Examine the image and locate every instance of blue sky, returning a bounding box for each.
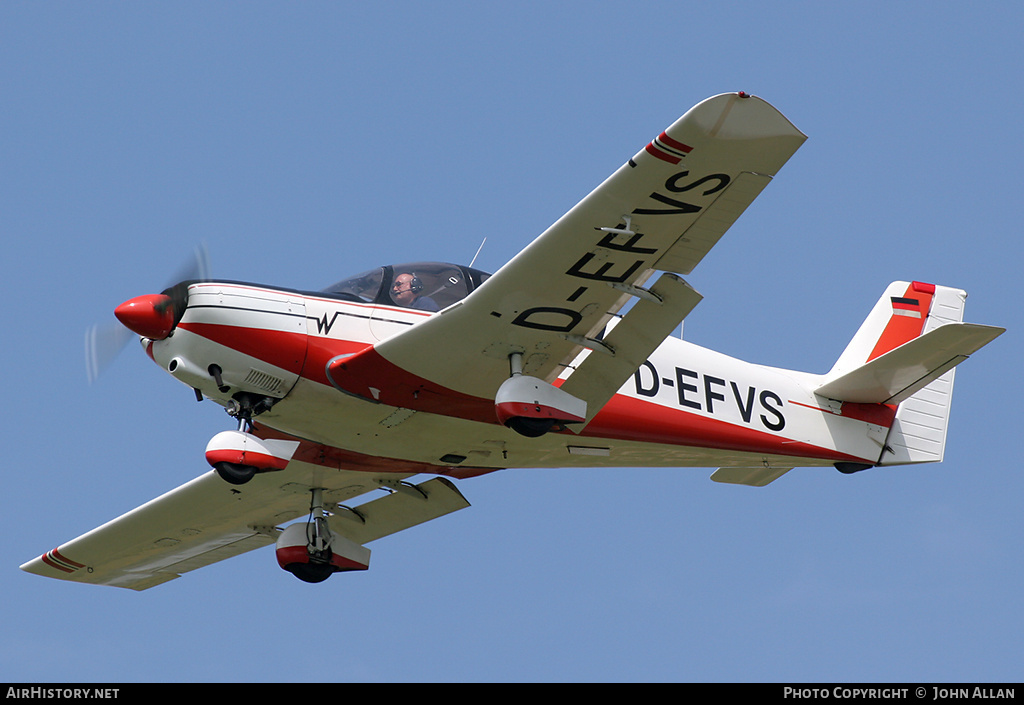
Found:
[2,2,1021,683]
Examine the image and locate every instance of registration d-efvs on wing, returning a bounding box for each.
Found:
[327,92,807,427]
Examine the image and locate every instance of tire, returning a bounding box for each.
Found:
[214,462,258,485]
[506,416,555,438]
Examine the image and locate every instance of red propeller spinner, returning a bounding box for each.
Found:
[114,294,176,340]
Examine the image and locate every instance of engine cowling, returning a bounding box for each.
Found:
[275,523,371,583]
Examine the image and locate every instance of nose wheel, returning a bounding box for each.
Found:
[205,393,298,485]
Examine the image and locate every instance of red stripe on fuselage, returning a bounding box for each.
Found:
[788,400,897,427]
[178,322,307,374]
[188,297,878,465]
[325,346,496,422]
[320,346,876,463]
[254,426,501,479]
[582,394,876,463]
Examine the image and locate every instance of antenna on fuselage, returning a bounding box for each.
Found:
[468,238,487,269]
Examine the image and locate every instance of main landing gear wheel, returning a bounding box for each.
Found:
[505,416,555,438]
[283,560,336,584]
[214,461,258,485]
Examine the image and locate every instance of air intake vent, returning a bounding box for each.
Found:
[244,368,287,395]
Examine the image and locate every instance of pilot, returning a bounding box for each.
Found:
[390,272,439,311]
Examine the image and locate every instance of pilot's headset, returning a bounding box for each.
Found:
[408,274,423,294]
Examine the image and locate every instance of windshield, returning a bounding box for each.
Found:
[322,261,490,311]
[322,267,385,303]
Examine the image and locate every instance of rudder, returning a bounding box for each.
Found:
[876,283,967,465]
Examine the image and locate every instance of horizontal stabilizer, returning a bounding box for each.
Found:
[710,465,793,487]
[815,322,1004,404]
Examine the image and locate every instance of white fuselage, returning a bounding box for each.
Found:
[148,281,889,477]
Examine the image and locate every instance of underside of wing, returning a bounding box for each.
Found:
[22,470,302,590]
[20,458,468,590]
[327,93,806,422]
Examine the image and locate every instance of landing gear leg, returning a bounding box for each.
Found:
[306,489,333,558]
[276,488,372,583]
[213,397,259,484]
[226,393,274,433]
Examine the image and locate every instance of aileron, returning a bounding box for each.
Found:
[654,171,773,275]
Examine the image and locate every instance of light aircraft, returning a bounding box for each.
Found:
[22,93,1004,589]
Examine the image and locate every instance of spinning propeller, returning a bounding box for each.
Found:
[85,244,211,383]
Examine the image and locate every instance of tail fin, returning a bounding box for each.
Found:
[817,281,1003,465]
[828,281,938,377]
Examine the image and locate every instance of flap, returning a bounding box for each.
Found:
[710,466,794,487]
[328,477,470,545]
[560,273,703,427]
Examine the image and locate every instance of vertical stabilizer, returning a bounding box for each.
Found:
[828,281,937,378]
[817,282,1001,467]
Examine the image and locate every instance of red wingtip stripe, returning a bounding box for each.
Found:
[645,142,681,164]
[42,548,84,573]
[42,557,74,573]
[657,131,693,153]
[52,548,85,568]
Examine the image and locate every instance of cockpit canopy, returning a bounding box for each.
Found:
[322,262,491,312]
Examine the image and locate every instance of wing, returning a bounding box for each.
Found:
[327,93,806,422]
[20,460,469,590]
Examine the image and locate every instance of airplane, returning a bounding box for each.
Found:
[21,92,1004,590]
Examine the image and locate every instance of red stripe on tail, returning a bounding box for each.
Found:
[866,281,934,361]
